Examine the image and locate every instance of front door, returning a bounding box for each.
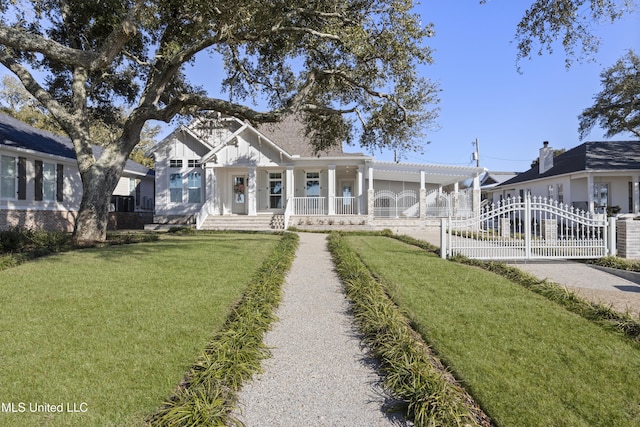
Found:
[232,175,246,214]
[339,180,355,215]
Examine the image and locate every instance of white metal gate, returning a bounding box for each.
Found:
[374,190,419,218]
[443,196,616,260]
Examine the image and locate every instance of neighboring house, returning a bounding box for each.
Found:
[151,114,486,229]
[494,141,640,215]
[480,171,520,202]
[0,113,154,231]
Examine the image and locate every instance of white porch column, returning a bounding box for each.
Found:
[357,166,364,215]
[472,174,481,216]
[453,181,460,216]
[328,164,336,215]
[419,170,426,219]
[207,165,219,215]
[368,165,374,220]
[633,174,640,214]
[248,166,257,216]
[587,175,595,213]
[286,166,294,213]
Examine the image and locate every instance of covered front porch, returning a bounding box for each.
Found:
[196,160,485,230]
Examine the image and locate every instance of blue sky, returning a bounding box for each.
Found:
[2,3,637,173]
[392,1,640,172]
[180,2,639,173]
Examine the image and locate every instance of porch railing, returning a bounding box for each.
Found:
[292,196,326,215]
[195,201,213,230]
[334,197,358,215]
[289,196,360,215]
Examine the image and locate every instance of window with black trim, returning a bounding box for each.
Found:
[1,155,16,199]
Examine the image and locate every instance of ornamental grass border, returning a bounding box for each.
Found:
[145,232,298,426]
[328,232,488,427]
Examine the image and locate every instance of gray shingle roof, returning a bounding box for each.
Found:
[0,112,154,177]
[0,112,76,158]
[255,115,364,158]
[499,140,640,187]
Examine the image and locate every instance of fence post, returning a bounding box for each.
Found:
[524,195,531,259]
[608,217,617,257]
[440,218,447,259]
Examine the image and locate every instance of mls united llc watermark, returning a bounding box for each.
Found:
[1,402,88,414]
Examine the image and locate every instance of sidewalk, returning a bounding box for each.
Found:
[234,233,405,427]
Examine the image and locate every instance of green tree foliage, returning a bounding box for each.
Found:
[0,75,158,167]
[0,0,437,242]
[512,0,636,68]
[0,75,62,133]
[579,50,640,139]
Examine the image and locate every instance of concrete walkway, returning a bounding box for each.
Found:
[234,233,405,427]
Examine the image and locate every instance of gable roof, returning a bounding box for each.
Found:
[255,115,364,158]
[0,112,154,177]
[499,140,640,187]
[481,171,520,188]
[166,113,367,161]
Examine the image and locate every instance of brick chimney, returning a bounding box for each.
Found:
[539,141,554,174]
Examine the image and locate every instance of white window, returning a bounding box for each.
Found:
[269,172,282,209]
[169,173,182,203]
[170,159,182,168]
[547,184,554,200]
[593,183,609,211]
[128,177,136,195]
[187,171,201,203]
[0,155,16,199]
[306,172,320,197]
[557,184,564,204]
[42,162,57,201]
[188,159,201,168]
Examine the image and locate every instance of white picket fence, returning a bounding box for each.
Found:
[442,195,616,260]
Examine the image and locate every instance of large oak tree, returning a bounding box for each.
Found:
[0,0,437,242]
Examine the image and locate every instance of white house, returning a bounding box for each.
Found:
[494,141,640,216]
[480,171,521,202]
[0,113,155,231]
[151,114,486,230]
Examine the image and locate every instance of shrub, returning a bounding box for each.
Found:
[0,227,71,254]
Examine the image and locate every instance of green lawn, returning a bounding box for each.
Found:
[0,233,280,427]
[346,235,640,427]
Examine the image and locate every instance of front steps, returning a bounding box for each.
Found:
[199,214,285,231]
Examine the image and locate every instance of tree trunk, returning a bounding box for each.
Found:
[72,153,127,244]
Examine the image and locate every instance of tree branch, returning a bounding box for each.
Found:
[91,0,145,70]
[0,26,94,66]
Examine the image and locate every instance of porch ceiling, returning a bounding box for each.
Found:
[370,161,485,185]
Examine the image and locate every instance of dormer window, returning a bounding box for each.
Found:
[170,159,182,168]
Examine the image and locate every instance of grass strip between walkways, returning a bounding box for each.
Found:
[390,233,640,342]
[343,233,640,427]
[328,232,487,427]
[146,232,298,426]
